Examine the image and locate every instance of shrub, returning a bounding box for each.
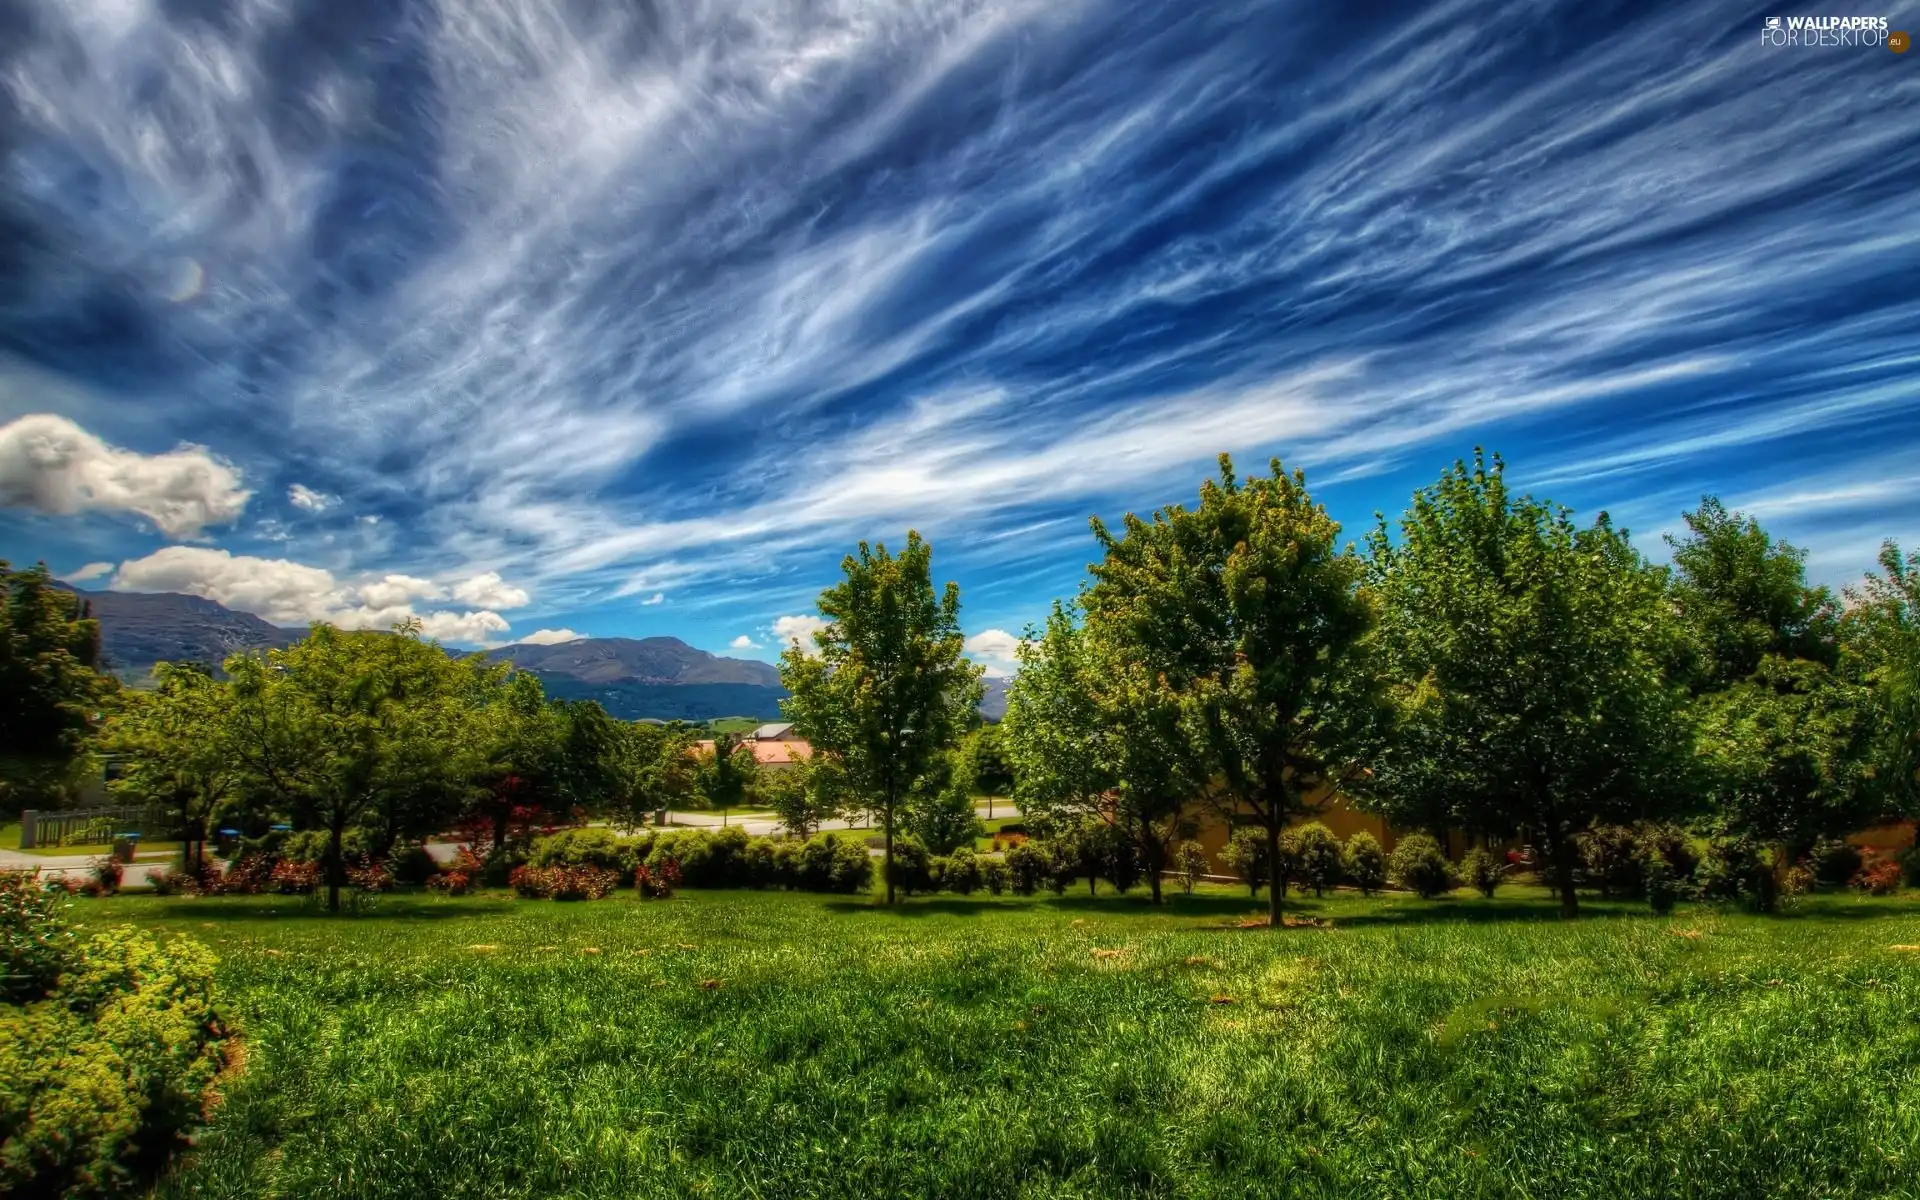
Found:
[905,784,985,855]
[477,849,526,890]
[509,865,622,901]
[1388,834,1455,899]
[90,856,123,895]
[1459,847,1502,898]
[529,828,643,875]
[793,833,873,894]
[1004,843,1051,896]
[1696,836,1779,913]
[2,872,72,1004]
[387,845,440,887]
[1636,824,1698,881]
[1903,842,1920,889]
[636,859,681,899]
[508,864,549,899]
[147,869,200,898]
[648,827,754,889]
[1577,825,1642,897]
[280,828,375,866]
[943,849,984,896]
[346,859,392,894]
[428,871,471,896]
[983,859,1010,896]
[2,888,226,1198]
[209,855,275,896]
[1852,850,1902,896]
[885,837,936,896]
[1221,827,1269,897]
[1781,863,1816,899]
[1342,833,1387,896]
[1810,837,1864,889]
[268,861,319,895]
[1172,840,1209,896]
[1643,855,1680,915]
[1283,824,1342,897]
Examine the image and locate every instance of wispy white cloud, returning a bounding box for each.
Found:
[61,561,114,584]
[287,484,337,513]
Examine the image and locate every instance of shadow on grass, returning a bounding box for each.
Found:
[97,896,511,923]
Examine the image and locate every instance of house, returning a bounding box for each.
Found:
[690,722,812,770]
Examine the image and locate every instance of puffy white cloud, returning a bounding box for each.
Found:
[640,592,665,606]
[287,483,338,512]
[773,614,829,652]
[0,413,249,538]
[517,628,585,645]
[109,547,513,645]
[964,628,1024,678]
[451,571,531,609]
[729,635,761,650]
[356,574,444,610]
[61,561,114,584]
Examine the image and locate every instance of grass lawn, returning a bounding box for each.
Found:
[87,885,1920,1199]
[706,717,764,735]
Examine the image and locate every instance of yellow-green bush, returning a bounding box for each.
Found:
[1,876,226,1198]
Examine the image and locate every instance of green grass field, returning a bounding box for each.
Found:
[86,886,1920,1199]
[705,716,764,735]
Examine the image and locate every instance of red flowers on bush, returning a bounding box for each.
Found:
[506,864,622,901]
[1851,851,1903,896]
[636,858,681,899]
[269,860,320,895]
[346,858,393,894]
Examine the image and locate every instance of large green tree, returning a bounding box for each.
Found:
[1083,456,1374,926]
[1670,499,1877,850]
[104,662,239,871]
[226,622,482,910]
[695,731,760,822]
[780,532,984,903]
[1,562,113,811]
[1842,541,1920,816]
[1364,452,1692,917]
[1003,601,1198,903]
[606,720,699,829]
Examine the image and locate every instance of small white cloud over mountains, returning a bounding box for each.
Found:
[452,571,531,609]
[773,614,828,650]
[964,628,1023,678]
[0,414,248,538]
[517,628,585,646]
[730,634,761,650]
[61,561,114,584]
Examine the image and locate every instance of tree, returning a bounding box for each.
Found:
[1668,497,1838,689]
[760,751,847,839]
[104,663,238,872]
[606,720,699,828]
[1,562,113,811]
[1842,541,1920,816]
[1363,452,1693,917]
[902,754,984,854]
[1003,601,1199,903]
[1083,456,1375,925]
[780,532,984,904]
[1672,500,1876,854]
[225,622,481,911]
[695,732,759,820]
[959,724,1016,815]
[466,668,572,858]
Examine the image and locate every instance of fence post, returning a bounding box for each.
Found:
[20,810,36,850]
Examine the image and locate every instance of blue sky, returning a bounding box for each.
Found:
[2,0,1916,675]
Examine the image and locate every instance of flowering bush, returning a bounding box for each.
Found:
[346,858,393,894]
[636,859,681,899]
[1851,851,1903,896]
[425,870,471,897]
[148,868,201,897]
[268,861,320,895]
[508,864,622,901]
[90,856,124,895]
[209,855,276,896]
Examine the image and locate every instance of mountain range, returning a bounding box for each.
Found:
[70,588,1008,721]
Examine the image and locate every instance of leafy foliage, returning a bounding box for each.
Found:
[1387,833,1455,899]
[1459,847,1503,898]
[780,532,983,902]
[1342,832,1388,896]
[0,562,113,812]
[1221,826,1269,897]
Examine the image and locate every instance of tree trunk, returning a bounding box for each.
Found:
[1266,819,1284,927]
[1546,827,1579,919]
[1143,833,1166,905]
[491,803,510,859]
[1148,870,1162,904]
[882,804,895,905]
[327,818,344,913]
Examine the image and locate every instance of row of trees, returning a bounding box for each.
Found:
[1004,452,1920,921]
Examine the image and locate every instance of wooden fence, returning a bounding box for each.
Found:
[18,806,151,850]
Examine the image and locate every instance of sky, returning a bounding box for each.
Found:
[1,0,1917,677]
